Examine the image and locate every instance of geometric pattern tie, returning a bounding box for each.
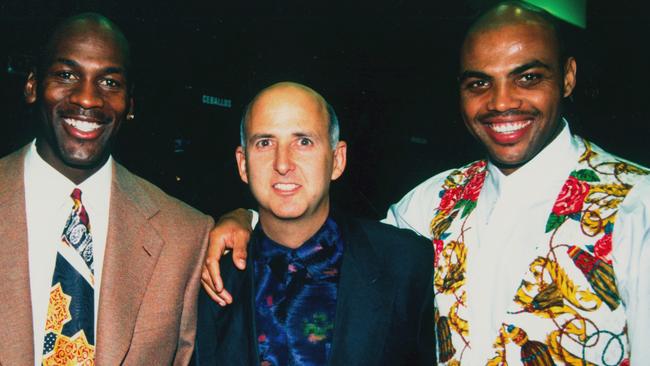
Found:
[42,188,95,366]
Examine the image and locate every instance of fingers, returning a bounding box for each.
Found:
[205,230,227,292]
[200,277,233,307]
[203,255,223,292]
[231,231,250,270]
[202,208,253,305]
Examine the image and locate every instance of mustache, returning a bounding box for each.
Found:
[477,109,541,123]
[57,108,110,123]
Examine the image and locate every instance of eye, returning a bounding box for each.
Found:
[255,139,272,148]
[517,73,543,86]
[298,137,313,146]
[463,79,490,92]
[99,78,122,88]
[55,71,76,80]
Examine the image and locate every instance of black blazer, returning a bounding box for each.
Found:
[193,216,435,365]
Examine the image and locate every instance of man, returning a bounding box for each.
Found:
[203,2,650,365]
[0,13,213,364]
[194,82,434,365]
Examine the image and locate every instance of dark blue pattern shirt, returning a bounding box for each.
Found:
[253,217,344,366]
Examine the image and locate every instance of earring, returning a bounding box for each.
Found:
[126,114,135,120]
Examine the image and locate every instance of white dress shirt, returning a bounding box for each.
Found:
[24,141,112,365]
[384,123,650,363]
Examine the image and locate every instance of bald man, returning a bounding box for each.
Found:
[386,2,650,365]
[193,82,434,366]
[0,13,212,365]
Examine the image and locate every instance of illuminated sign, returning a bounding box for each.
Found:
[202,94,232,108]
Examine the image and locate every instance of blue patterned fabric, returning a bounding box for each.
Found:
[42,188,95,364]
[253,217,344,366]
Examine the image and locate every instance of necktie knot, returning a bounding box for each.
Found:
[62,188,93,272]
[70,188,82,202]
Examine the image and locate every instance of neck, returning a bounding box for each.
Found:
[259,204,330,249]
[35,138,106,185]
[494,161,523,176]
[493,118,565,176]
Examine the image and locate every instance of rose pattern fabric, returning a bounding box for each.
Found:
[594,233,613,263]
[438,187,462,213]
[461,171,486,202]
[432,138,649,365]
[551,176,590,216]
[433,239,444,267]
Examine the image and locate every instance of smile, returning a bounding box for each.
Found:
[63,118,102,133]
[488,120,532,134]
[273,183,300,191]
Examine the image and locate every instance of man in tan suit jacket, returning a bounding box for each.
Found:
[0,13,212,365]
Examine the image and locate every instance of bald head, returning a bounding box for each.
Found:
[464,2,567,69]
[457,0,577,174]
[240,82,339,148]
[38,13,132,86]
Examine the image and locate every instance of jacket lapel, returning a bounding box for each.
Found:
[246,237,261,365]
[329,218,395,365]
[0,148,35,365]
[96,163,164,364]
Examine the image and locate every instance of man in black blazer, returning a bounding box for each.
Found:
[194,82,434,365]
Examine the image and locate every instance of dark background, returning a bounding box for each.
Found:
[1,0,649,220]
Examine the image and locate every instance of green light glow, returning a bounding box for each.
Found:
[524,0,586,28]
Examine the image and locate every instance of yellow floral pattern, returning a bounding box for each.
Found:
[432,139,648,365]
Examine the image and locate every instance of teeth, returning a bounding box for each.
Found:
[274,183,299,191]
[489,120,532,133]
[63,118,101,132]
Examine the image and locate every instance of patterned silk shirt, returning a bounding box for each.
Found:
[252,217,344,366]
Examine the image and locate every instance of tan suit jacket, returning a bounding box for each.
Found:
[0,146,213,365]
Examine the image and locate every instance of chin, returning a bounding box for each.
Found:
[263,204,308,220]
[61,153,106,169]
[271,211,307,221]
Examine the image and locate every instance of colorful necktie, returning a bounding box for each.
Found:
[42,188,95,365]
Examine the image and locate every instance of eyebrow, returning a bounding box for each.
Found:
[458,60,553,83]
[52,58,126,75]
[53,58,79,68]
[249,133,274,142]
[509,60,551,76]
[458,70,491,83]
[248,132,315,142]
[292,132,313,139]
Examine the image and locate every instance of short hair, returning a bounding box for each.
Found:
[35,12,133,91]
[239,93,341,149]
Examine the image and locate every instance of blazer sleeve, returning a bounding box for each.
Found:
[173,215,214,365]
[416,261,436,364]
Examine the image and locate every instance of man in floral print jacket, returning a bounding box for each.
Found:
[201,2,650,365]
[383,2,650,365]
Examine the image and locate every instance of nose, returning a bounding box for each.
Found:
[69,80,104,109]
[487,81,522,112]
[274,145,295,175]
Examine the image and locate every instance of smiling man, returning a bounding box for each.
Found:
[386,2,650,364]
[0,13,212,365]
[194,82,434,365]
[202,2,650,365]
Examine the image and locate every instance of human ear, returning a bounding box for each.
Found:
[330,141,347,181]
[24,72,38,104]
[562,57,577,98]
[235,146,249,184]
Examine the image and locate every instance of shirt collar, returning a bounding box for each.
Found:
[253,217,344,281]
[484,120,579,200]
[25,139,113,211]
